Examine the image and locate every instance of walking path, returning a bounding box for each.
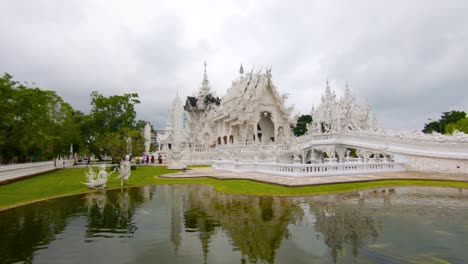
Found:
[160,167,468,187]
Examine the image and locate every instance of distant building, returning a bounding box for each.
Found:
[158,92,188,151]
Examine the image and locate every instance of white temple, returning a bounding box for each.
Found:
[155,62,468,175]
[184,63,294,147]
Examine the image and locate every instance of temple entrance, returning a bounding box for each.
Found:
[257,112,274,143]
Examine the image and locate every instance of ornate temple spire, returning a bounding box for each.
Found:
[344,82,351,97]
[324,80,332,98]
[199,61,211,98]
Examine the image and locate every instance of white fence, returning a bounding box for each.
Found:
[214,160,406,177]
[0,161,56,183]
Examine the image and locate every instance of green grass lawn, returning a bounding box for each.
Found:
[1,166,467,210]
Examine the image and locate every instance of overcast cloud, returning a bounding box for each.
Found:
[1,0,467,130]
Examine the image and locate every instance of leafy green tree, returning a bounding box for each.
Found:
[445,118,468,134]
[423,110,466,134]
[0,73,80,163]
[82,91,143,162]
[293,115,312,136]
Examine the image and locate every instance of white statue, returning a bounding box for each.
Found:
[84,165,116,189]
[85,166,96,182]
[118,155,132,187]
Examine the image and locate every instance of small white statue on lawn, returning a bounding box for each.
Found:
[84,165,115,189]
[118,155,132,186]
[85,166,96,182]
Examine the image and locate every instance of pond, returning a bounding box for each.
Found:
[0,185,467,263]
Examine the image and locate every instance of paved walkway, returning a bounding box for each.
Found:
[160,167,468,187]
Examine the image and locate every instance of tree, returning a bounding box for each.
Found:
[82,91,142,162]
[293,115,312,136]
[445,118,468,134]
[423,110,466,134]
[422,121,441,134]
[0,73,80,163]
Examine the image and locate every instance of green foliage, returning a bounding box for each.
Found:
[423,110,466,134]
[0,73,80,163]
[80,91,143,162]
[293,115,313,136]
[0,73,150,164]
[445,118,468,134]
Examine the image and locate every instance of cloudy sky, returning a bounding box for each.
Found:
[1,0,467,130]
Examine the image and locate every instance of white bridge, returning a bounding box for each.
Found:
[296,131,468,174]
[190,130,468,177]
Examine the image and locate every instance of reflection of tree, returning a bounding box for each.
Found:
[310,202,379,263]
[84,188,147,238]
[180,185,304,263]
[0,196,83,263]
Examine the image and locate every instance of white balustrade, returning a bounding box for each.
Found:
[214,160,405,177]
[0,161,56,183]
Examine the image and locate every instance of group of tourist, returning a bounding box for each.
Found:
[133,153,164,165]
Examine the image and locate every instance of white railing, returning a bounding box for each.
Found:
[0,161,56,183]
[214,160,405,177]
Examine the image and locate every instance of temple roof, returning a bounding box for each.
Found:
[211,68,293,125]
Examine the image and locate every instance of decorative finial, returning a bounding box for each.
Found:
[202,61,209,85]
[344,81,351,97]
[325,79,332,98]
[239,64,244,75]
[199,61,211,96]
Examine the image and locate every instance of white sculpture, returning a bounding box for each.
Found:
[83,165,115,189]
[167,148,187,169]
[117,155,132,186]
[85,166,96,182]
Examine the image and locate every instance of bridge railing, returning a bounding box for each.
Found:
[214,160,405,177]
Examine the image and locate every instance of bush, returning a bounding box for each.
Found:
[130,165,137,170]
[111,164,120,171]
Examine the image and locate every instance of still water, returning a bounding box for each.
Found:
[0,185,467,264]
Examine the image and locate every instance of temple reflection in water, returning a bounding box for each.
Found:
[1,185,467,263]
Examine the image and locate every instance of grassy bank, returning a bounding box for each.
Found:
[1,166,467,210]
